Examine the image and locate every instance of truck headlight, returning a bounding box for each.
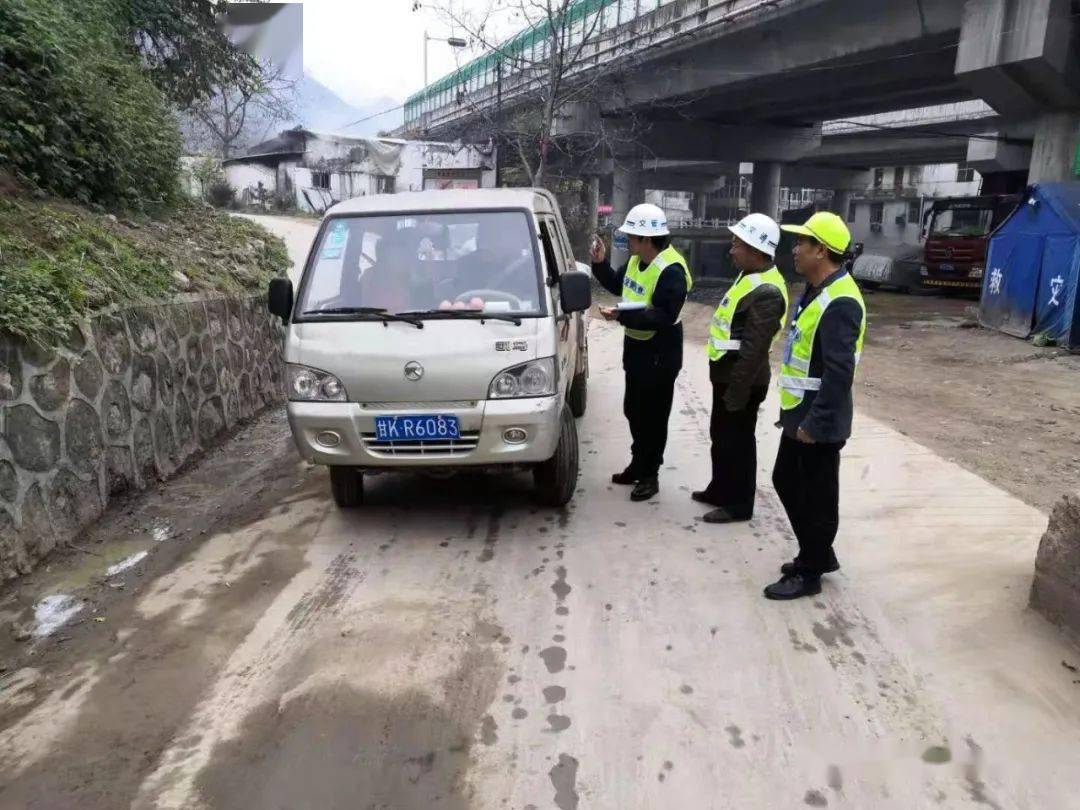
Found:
[489,357,556,399]
[288,364,347,402]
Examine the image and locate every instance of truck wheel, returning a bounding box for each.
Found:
[329,466,364,508]
[534,408,579,507]
[568,368,587,418]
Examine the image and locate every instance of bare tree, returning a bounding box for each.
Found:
[422,0,618,187]
[185,61,297,159]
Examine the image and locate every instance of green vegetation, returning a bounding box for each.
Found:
[0,0,282,349]
[0,0,184,207]
[0,186,290,348]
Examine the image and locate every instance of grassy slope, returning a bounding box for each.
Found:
[0,181,289,348]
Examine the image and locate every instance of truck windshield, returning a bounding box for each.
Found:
[297,210,545,318]
[929,207,994,238]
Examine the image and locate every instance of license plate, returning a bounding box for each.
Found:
[939,263,955,272]
[374,415,460,442]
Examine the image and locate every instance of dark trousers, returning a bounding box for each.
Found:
[772,433,845,576]
[705,382,768,516]
[623,366,679,478]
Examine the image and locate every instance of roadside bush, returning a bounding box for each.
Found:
[0,0,182,208]
[208,178,236,208]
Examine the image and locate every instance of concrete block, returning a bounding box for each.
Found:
[1030,493,1080,636]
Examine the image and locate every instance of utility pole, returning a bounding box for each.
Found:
[495,60,503,187]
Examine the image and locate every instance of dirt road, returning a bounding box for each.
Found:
[1,219,1079,810]
[682,289,1080,514]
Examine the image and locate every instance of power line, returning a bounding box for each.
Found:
[341,102,407,130]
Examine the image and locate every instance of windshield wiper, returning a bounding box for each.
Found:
[396,308,523,326]
[302,306,423,329]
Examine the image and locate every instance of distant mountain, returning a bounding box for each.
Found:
[292,75,401,136]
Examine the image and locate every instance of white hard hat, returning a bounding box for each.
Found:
[618,203,669,237]
[731,213,780,258]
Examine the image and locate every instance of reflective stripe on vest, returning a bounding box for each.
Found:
[621,245,694,341]
[706,266,789,361]
[778,273,866,410]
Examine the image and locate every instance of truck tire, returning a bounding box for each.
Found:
[534,408,579,507]
[568,368,587,418]
[329,466,364,508]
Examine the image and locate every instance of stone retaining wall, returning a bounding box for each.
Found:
[1030,493,1080,638]
[0,296,284,579]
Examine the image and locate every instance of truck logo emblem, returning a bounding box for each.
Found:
[404,361,424,381]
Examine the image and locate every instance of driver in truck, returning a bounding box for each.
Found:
[454,216,534,306]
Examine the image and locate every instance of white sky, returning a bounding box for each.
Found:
[298,0,520,119]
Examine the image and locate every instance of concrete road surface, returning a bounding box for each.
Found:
[1,216,1078,810]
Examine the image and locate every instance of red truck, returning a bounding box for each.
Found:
[921,194,1021,292]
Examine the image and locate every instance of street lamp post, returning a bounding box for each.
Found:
[424,31,468,87]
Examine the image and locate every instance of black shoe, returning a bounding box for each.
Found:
[691,489,724,507]
[612,467,639,486]
[630,477,659,501]
[702,507,752,524]
[780,558,840,576]
[763,573,822,600]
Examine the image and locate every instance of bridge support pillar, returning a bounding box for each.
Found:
[831,188,852,219]
[750,162,781,221]
[694,186,709,221]
[956,0,1080,183]
[1030,112,1080,183]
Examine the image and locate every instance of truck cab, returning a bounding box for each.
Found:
[267,188,592,508]
[921,194,1021,292]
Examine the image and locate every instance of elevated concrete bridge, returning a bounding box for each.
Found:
[402,0,1080,253]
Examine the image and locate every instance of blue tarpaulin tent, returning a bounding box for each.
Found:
[980,182,1080,349]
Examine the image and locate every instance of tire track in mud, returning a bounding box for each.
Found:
[132,538,369,809]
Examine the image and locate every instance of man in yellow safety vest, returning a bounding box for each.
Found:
[692,213,789,524]
[592,203,693,502]
[764,212,866,601]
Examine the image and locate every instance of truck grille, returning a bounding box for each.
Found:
[361,431,480,457]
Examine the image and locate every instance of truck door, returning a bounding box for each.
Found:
[537,217,576,390]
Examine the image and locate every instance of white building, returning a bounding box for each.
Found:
[645,189,694,226]
[845,163,983,253]
[221,128,497,213]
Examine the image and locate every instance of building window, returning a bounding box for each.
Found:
[870,202,884,224]
[311,171,330,190]
[375,175,395,194]
[907,200,921,224]
[873,168,884,189]
[847,200,857,223]
[956,164,976,182]
[894,166,905,188]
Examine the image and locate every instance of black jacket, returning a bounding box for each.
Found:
[709,275,787,411]
[778,270,863,444]
[592,257,689,373]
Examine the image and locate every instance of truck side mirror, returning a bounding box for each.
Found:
[268,278,294,322]
[558,271,592,313]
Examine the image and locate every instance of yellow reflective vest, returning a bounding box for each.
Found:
[621,245,693,341]
[778,272,866,410]
[706,266,789,361]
